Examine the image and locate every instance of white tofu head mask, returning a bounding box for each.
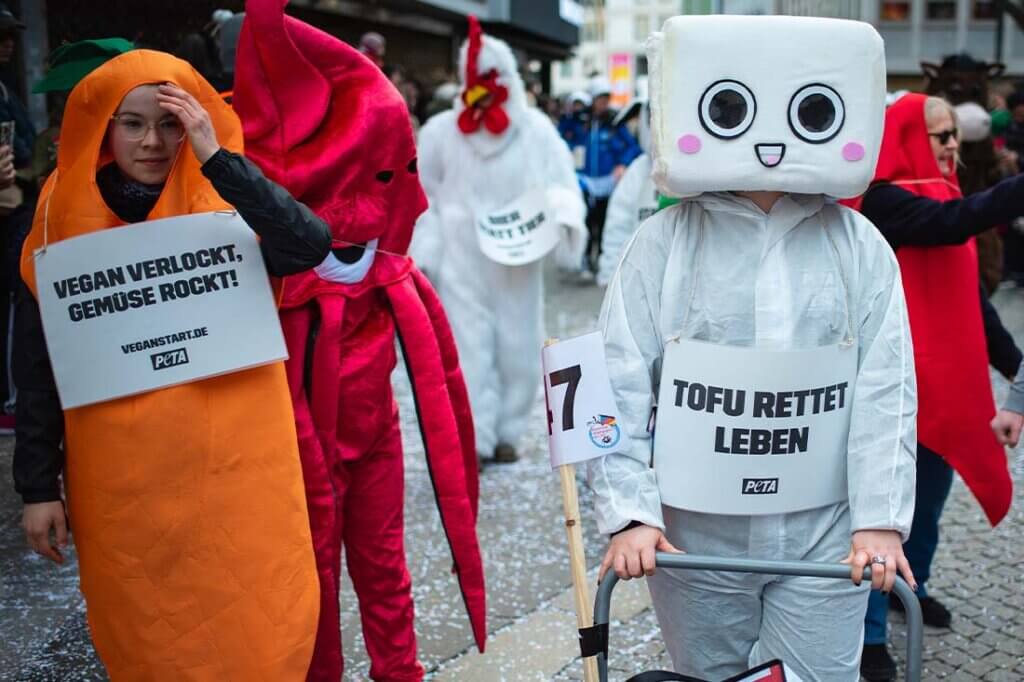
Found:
[649,16,886,198]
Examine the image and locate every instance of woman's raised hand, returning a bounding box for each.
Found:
[156,83,221,164]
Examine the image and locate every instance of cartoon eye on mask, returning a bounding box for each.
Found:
[407,158,418,174]
[699,80,756,139]
[789,84,845,143]
[376,170,394,183]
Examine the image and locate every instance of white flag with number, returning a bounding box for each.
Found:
[542,332,623,468]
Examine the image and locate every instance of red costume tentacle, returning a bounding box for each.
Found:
[409,266,479,519]
[386,276,487,652]
[280,303,345,680]
[281,304,313,405]
[309,295,347,453]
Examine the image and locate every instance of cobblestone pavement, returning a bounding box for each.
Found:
[3,269,1024,681]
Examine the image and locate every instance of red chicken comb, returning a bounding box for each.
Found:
[465,15,483,87]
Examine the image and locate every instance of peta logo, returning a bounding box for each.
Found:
[741,478,779,495]
[151,348,189,371]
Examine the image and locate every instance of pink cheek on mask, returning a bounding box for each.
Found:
[677,134,702,155]
[842,142,865,162]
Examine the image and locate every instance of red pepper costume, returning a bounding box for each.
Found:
[234,2,486,679]
[851,93,1011,525]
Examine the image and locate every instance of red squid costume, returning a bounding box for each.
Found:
[234,2,486,679]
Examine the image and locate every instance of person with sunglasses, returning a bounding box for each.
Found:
[13,49,331,678]
[851,93,1024,681]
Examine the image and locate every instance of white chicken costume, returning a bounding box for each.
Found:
[412,18,586,460]
[588,16,917,680]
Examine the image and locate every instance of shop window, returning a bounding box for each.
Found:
[880,0,910,21]
[926,0,956,20]
[973,0,997,19]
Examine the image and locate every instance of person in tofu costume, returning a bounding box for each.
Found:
[590,16,917,681]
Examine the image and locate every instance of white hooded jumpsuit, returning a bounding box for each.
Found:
[598,104,659,287]
[412,36,586,457]
[597,154,658,287]
[589,192,917,680]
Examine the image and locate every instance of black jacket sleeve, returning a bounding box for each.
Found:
[981,284,1023,380]
[12,282,64,504]
[861,174,1024,250]
[200,149,331,277]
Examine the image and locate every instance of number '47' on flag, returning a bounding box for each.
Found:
[541,332,623,469]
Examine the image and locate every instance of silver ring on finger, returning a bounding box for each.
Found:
[871,554,886,565]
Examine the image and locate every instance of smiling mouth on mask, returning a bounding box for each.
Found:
[317,239,379,284]
[332,242,368,264]
[755,144,786,168]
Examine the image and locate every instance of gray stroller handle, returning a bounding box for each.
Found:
[593,553,922,682]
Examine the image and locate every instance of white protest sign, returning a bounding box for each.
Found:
[542,332,623,469]
[476,188,561,266]
[35,211,287,409]
[653,338,857,515]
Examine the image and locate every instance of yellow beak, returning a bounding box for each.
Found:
[464,84,490,107]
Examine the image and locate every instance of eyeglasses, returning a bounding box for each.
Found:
[928,128,959,145]
[110,114,185,143]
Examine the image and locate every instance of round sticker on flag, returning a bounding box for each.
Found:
[588,415,621,449]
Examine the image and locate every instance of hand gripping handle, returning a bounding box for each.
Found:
[593,553,922,682]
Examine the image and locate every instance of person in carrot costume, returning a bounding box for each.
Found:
[13,48,330,680]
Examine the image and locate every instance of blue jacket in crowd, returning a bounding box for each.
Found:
[559,111,640,185]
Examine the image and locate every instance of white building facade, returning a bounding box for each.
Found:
[552,0,1024,101]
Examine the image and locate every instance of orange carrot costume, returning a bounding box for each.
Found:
[20,50,319,680]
